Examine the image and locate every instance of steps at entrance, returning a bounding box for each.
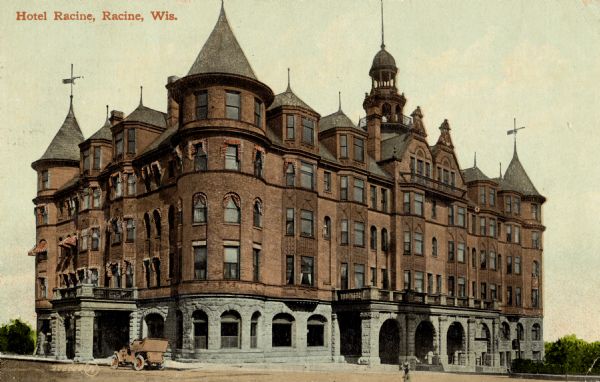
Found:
[415,363,444,372]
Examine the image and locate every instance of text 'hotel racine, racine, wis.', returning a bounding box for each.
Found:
[28,1,545,373]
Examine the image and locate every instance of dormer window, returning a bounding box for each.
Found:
[83,149,90,172]
[302,117,314,145]
[286,115,295,139]
[115,131,124,157]
[340,135,348,158]
[127,129,136,154]
[254,98,263,126]
[93,147,101,170]
[226,91,241,120]
[196,91,208,119]
[354,137,364,162]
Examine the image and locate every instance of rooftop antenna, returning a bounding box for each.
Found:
[380,0,385,49]
[507,117,525,155]
[62,63,83,108]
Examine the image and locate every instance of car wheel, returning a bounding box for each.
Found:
[110,355,119,369]
[133,354,145,371]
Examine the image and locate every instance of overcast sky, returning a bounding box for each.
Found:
[1,0,599,342]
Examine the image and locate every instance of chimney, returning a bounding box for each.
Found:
[167,76,180,128]
[110,110,124,126]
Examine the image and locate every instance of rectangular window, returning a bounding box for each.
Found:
[302,117,314,145]
[381,189,388,212]
[194,245,207,280]
[83,149,90,172]
[226,91,241,120]
[414,193,424,216]
[427,273,434,294]
[516,287,522,306]
[448,276,455,296]
[480,250,487,269]
[341,219,349,244]
[286,114,295,139]
[115,132,123,156]
[382,269,389,289]
[532,288,539,308]
[480,187,486,205]
[448,241,455,261]
[353,137,364,162]
[354,264,365,288]
[436,275,442,294]
[252,248,260,282]
[91,228,100,250]
[285,208,295,235]
[432,200,437,219]
[414,271,424,293]
[300,210,314,237]
[506,225,512,243]
[353,221,365,246]
[370,186,377,209]
[225,145,240,171]
[93,147,101,170]
[127,176,136,196]
[324,171,331,192]
[515,197,521,214]
[340,263,348,289]
[532,204,540,221]
[490,284,497,301]
[425,162,431,178]
[403,192,411,213]
[448,205,454,225]
[457,207,465,227]
[490,219,497,238]
[300,162,314,190]
[404,270,411,290]
[490,189,496,206]
[417,159,424,176]
[472,281,477,298]
[371,267,377,286]
[194,143,207,171]
[507,286,513,305]
[339,135,348,158]
[414,232,423,255]
[515,256,521,275]
[286,255,294,284]
[224,246,240,280]
[404,231,411,254]
[514,226,521,244]
[490,252,497,270]
[481,282,487,300]
[340,176,348,200]
[457,242,465,263]
[301,256,314,286]
[507,256,513,274]
[254,98,262,126]
[471,214,476,234]
[126,219,135,242]
[458,277,466,297]
[127,129,136,154]
[532,231,540,249]
[354,178,365,203]
[196,91,208,119]
[480,217,486,236]
[505,196,512,213]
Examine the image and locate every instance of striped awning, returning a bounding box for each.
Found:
[60,236,77,247]
[28,240,48,256]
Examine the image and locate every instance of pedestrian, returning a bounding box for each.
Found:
[401,362,411,381]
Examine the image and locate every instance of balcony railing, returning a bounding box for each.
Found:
[399,173,465,198]
[53,284,135,301]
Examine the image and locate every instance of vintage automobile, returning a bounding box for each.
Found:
[110,338,169,371]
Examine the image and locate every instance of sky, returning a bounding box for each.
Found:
[0,0,599,342]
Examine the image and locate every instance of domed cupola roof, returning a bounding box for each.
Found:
[369,47,397,79]
[188,2,257,80]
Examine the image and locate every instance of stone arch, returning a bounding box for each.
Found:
[144,313,165,338]
[191,309,209,349]
[415,320,436,363]
[307,314,327,347]
[250,311,261,348]
[272,312,295,348]
[220,310,242,349]
[447,321,466,365]
[379,318,400,364]
[501,321,511,340]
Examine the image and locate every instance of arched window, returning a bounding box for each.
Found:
[153,210,161,238]
[471,248,477,268]
[382,103,392,122]
[381,228,389,252]
[251,312,261,348]
[272,313,295,347]
[192,310,208,349]
[531,323,541,341]
[307,315,327,347]
[432,237,438,257]
[285,163,295,187]
[533,261,540,277]
[370,226,377,250]
[193,194,207,224]
[501,322,511,340]
[224,195,241,224]
[152,257,161,287]
[480,250,487,269]
[144,313,164,338]
[254,151,264,178]
[253,200,262,228]
[221,311,241,349]
[144,213,151,239]
[323,217,331,239]
[517,323,525,341]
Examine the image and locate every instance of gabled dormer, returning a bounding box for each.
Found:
[431,119,466,190]
[79,108,113,177]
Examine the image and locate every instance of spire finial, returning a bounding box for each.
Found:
[507,117,525,157]
[474,152,477,167]
[286,68,291,92]
[338,91,342,112]
[139,86,143,106]
[62,63,83,112]
[106,105,109,120]
[380,0,385,49]
[499,162,503,179]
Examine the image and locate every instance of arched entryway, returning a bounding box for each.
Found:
[144,313,164,338]
[379,319,400,364]
[478,323,491,366]
[446,322,465,365]
[415,320,435,363]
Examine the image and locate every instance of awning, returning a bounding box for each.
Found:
[63,236,77,247]
[28,241,48,256]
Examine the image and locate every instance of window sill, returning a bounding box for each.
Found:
[300,234,315,239]
[223,222,241,226]
[192,222,207,227]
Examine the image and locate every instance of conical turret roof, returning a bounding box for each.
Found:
[503,151,541,197]
[88,116,112,141]
[37,99,84,163]
[269,87,316,113]
[188,4,257,80]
